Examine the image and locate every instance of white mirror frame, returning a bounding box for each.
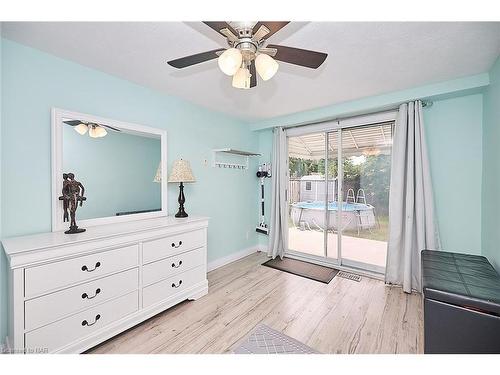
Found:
[51,108,168,232]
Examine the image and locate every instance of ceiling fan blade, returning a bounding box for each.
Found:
[249,60,257,88]
[252,24,270,42]
[219,27,239,43]
[63,120,83,126]
[167,49,225,69]
[101,124,121,132]
[258,47,277,57]
[252,22,290,40]
[266,44,327,69]
[203,22,238,39]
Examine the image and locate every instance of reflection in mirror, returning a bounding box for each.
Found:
[62,118,161,221]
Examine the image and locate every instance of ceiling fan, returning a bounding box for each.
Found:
[63,120,121,138]
[167,22,328,89]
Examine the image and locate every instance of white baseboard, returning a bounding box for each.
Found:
[207,245,264,272]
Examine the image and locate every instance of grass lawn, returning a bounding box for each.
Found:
[343,215,389,242]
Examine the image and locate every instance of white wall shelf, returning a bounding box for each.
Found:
[212,148,261,170]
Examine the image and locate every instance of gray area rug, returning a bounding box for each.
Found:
[233,324,319,354]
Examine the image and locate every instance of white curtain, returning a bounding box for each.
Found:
[268,127,288,259]
[385,101,440,293]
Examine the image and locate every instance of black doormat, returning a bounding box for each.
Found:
[262,257,339,284]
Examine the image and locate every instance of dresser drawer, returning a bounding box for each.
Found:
[25,268,139,331]
[25,244,139,298]
[25,291,138,353]
[143,265,206,308]
[143,247,205,286]
[142,229,205,264]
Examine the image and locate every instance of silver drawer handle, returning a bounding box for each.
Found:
[82,288,101,300]
[81,262,101,272]
[171,260,183,268]
[81,314,101,327]
[171,241,183,248]
[171,280,183,288]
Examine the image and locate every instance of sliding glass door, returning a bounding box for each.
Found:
[338,124,393,273]
[288,132,332,260]
[287,120,394,274]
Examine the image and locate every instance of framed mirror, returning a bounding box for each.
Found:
[51,108,167,232]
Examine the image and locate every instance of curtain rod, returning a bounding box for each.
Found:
[276,100,433,131]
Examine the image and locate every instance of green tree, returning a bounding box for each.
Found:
[359,154,391,214]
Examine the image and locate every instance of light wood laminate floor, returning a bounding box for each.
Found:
[89,252,423,354]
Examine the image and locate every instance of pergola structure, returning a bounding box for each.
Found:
[288,122,394,159]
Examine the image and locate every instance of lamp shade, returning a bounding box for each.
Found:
[255,53,279,81]
[232,66,251,89]
[218,48,242,76]
[88,126,99,138]
[88,125,107,138]
[74,123,88,135]
[95,126,107,138]
[168,159,196,183]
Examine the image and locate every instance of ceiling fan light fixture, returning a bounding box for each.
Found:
[255,53,279,81]
[88,125,107,138]
[232,66,251,89]
[363,147,381,156]
[95,126,107,138]
[74,123,88,135]
[88,125,98,138]
[218,48,242,76]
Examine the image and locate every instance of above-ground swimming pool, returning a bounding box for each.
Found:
[290,201,376,232]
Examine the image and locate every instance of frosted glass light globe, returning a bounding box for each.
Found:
[95,126,107,138]
[89,125,107,138]
[218,48,243,76]
[88,126,98,138]
[232,67,251,89]
[74,123,88,135]
[255,53,279,81]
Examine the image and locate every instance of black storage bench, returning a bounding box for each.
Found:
[421,250,500,353]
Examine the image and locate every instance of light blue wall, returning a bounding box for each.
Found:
[0,39,260,343]
[424,94,483,254]
[482,56,500,272]
[255,94,485,255]
[62,125,161,219]
[250,74,489,131]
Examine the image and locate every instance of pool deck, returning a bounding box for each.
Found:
[288,227,387,268]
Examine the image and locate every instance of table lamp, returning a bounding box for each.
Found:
[168,159,196,218]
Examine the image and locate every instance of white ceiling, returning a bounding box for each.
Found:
[2,22,500,121]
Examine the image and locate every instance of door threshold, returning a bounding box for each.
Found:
[284,251,385,281]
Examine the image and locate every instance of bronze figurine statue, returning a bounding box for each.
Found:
[59,172,87,234]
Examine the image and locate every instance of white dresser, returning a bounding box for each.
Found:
[2,216,209,354]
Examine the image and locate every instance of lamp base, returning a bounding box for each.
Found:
[175,182,188,218]
[175,210,188,218]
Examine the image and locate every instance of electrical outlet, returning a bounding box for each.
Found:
[203,159,208,167]
[246,230,250,240]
